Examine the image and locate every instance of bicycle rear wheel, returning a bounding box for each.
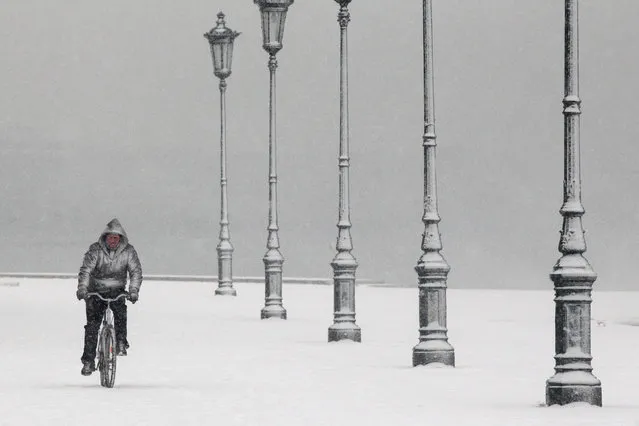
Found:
[99,326,117,388]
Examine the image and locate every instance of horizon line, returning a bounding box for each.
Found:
[0,272,385,286]
[0,272,634,292]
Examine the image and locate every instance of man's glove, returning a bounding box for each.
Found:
[128,290,139,304]
[76,287,88,301]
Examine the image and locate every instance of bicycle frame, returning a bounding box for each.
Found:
[85,291,129,388]
[87,291,129,327]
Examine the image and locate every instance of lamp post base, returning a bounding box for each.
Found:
[261,304,287,319]
[215,286,237,296]
[546,378,602,406]
[328,323,361,343]
[261,248,286,320]
[412,341,455,367]
[216,242,235,296]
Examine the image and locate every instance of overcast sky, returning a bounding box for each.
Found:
[1,0,638,290]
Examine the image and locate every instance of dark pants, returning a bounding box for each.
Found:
[81,289,129,364]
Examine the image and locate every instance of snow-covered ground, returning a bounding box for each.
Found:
[1,278,639,425]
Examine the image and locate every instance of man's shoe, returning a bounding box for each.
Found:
[81,361,95,376]
[116,341,127,356]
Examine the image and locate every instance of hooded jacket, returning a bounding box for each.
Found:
[77,218,143,294]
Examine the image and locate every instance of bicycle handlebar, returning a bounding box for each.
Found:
[85,292,130,302]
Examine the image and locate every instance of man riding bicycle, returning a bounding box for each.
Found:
[76,218,143,376]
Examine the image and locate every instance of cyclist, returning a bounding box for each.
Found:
[76,218,143,376]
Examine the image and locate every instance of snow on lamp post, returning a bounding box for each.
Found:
[412,0,455,367]
[204,12,240,297]
[545,0,602,406]
[254,0,294,319]
[327,0,361,343]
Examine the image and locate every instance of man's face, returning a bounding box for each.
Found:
[106,233,121,250]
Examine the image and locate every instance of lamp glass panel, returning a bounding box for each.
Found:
[225,42,234,72]
[277,11,288,44]
[212,43,223,72]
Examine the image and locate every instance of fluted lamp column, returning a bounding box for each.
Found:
[254,0,294,319]
[328,0,360,343]
[412,0,455,367]
[204,12,240,297]
[545,0,602,406]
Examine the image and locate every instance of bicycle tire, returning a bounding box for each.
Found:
[100,326,118,388]
[98,327,107,387]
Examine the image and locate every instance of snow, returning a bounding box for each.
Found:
[547,371,602,386]
[1,279,639,426]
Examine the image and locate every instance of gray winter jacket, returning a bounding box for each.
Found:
[77,218,143,294]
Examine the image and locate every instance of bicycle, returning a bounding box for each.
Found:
[85,291,130,388]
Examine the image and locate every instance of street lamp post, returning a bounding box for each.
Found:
[327,0,360,343]
[204,12,240,297]
[545,0,602,406]
[254,0,294,319]
[412,0,455,367]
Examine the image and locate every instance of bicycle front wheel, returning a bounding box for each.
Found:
[99,326,117,388]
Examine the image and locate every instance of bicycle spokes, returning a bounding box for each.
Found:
[98,325,118,388]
